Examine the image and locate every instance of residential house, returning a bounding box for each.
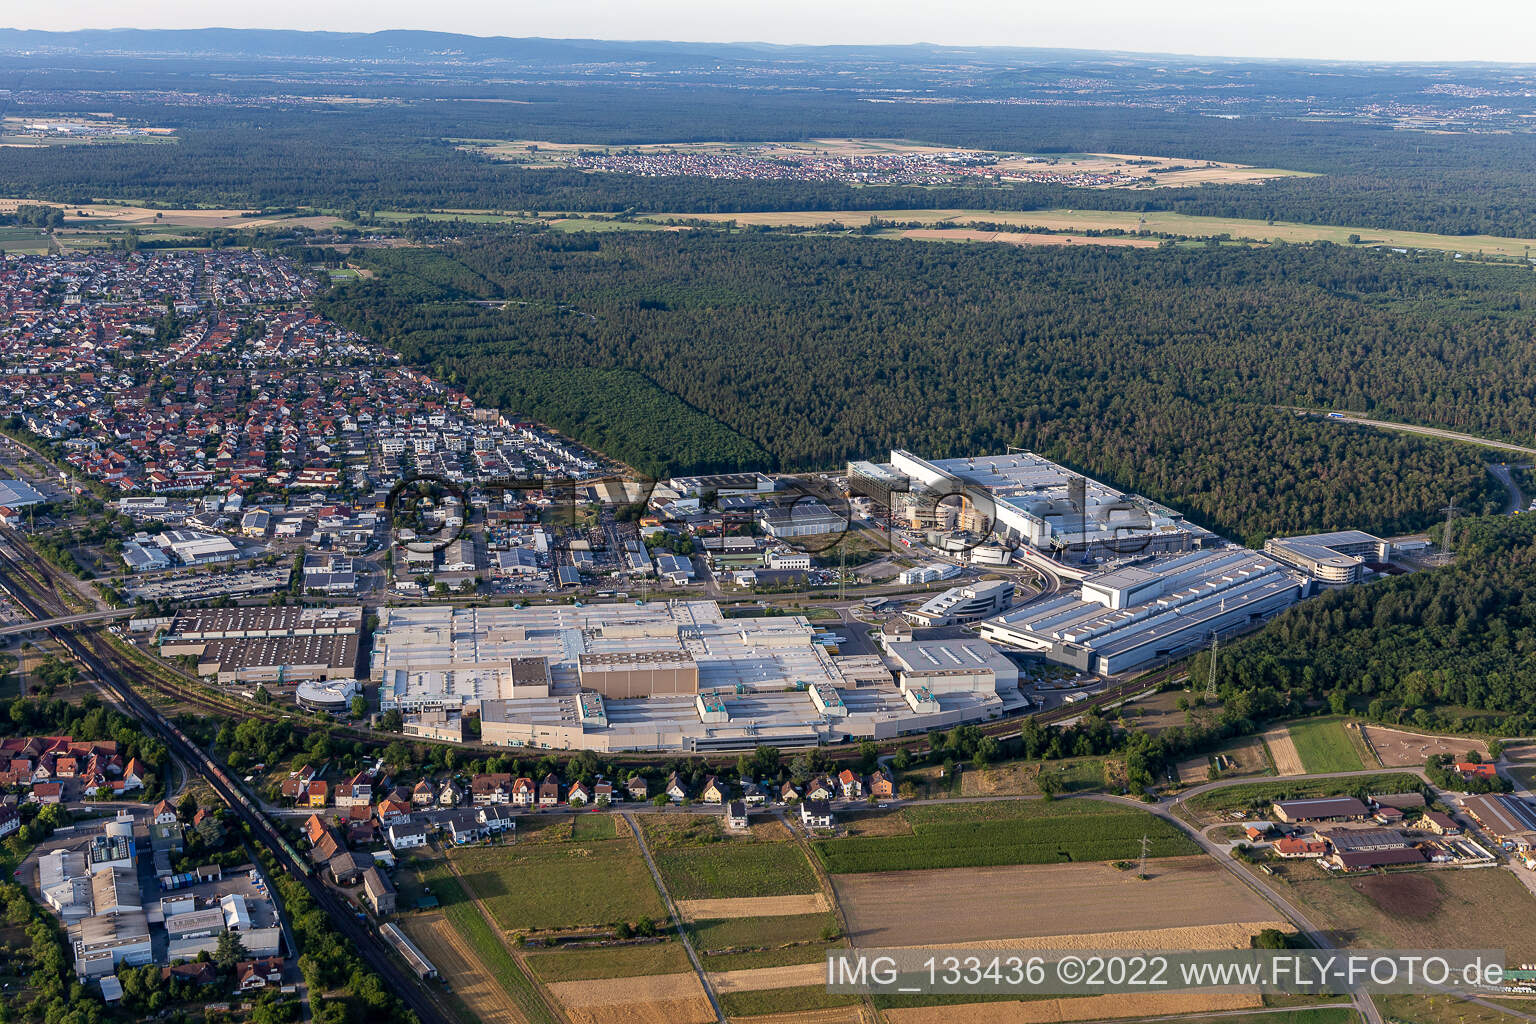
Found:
[388,823,428,850]
[800,800,834,830]
[411,779,436,807]
[1273,836,1328,859]
[362,866,396,916]
[151,800,178,825]
[376,790,412,826]
[868,770,895,800]
[837,769,864,801]
[538,774,561,807]
[805,777,835,803]
[436,781,463,807]
[626,776,650,802]
[594,780,615,805]
[478,805,515,833]
[726,801,749,831]
[665,773,689,803]
[700,776,727,805]
[235,957,284,992]
[740,781,767,806]
[779,780,801,804]
[511,776,536,807]
[568,781,592,806]
[305,780,329,808]
[471,774,513,806]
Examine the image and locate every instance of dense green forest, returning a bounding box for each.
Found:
[1204,516,1536,735]
[3,77,1536,236]
[321,234,1519,544]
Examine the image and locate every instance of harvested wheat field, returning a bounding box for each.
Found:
[883,991,1261,1024]
[711,962,827,993]
[1363,726,1488,768]
[928,920,1287,952]
[734,1007,865,1024]
[402,913,527,1024]
[1262,727,1305,775]
[678,893,831,921]
[836,809,914,837]
[835,857,1275,947]
[547,972,714,1024]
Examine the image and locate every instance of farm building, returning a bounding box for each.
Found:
[1324,829,1410,853]
[1273,836,1327,859]
[1421,811,1461,836]
[1328,847,1425,872]
[1461,794,1536,849]
[1272,797,1368,823]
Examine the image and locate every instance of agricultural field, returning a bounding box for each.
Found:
[1261,727,1306,776]
[400,912,529,1024]
[715,984,864,1019]
[525,943,692,982]
[879,990,1265,1024]
[447,833,664,932]
[407,857,555,1024]
[960,757,1109,797]
[641,814,821,899]
[1253,858,1536,963]
[833,856,1284,948]
[813,800,1197,874]
[693,911,843,972]
[544,971,715,1024]
[633,207,1536,259]
[1287,719,1369,774]
[1377,994,1536,1024]
[1174,735,1272,785]
[1364,726,1489,769]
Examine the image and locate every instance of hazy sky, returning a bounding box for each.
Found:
[17,1,1536,63]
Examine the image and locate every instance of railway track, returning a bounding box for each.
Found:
[0,541,455,1024]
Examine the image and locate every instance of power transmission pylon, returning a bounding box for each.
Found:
[1439,502,1461,557]
[1205,633,1219,702]
[1138,833,1150,879]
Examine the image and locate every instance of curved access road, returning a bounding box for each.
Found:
[1295,408,1536,458]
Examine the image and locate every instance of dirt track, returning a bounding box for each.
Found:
[710,962,827,993]
[834,858,1275,947]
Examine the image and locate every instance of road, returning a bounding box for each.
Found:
[1299,407,1536,458]
[0,607,137,637]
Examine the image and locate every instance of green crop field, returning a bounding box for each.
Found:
[654,841,821,899]
[691,912,840,971]
[448,836,664,931]
[717,985,863,1018]
[570,813,617,840]
[524,941,691,982]
[813,800,1197,873]
[641,815,821,899]
[1288,719,1367,773]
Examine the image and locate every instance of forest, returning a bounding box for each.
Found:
[1205,515,1536,735]
[319,233,1525,544]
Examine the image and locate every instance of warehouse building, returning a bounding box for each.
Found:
[978,549,1305,676]
[886,638,1020,696]
[760,501,848,539]
[1271,797,1369,823]
[1264,530,1388,584]
[887,450,1209,559]
[376,599,1025,750]
[1461,794,1536,850]
[160,606,364,685]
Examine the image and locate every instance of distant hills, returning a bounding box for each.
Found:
[0,28,1281,66]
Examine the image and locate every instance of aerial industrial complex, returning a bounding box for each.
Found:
[370,600,1024,751]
